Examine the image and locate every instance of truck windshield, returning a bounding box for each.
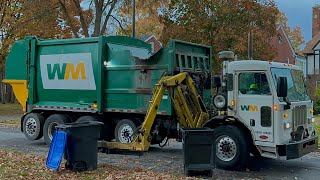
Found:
[271,68,310,102]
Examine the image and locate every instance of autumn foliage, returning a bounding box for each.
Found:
[0,0,305,71]
[160,0,279,60]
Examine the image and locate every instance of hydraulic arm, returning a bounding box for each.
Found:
[104,72,210,151]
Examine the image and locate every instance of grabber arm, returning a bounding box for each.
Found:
[105,72,209,151]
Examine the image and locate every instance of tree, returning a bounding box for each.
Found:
[160,0,279,72]
[119,0,169,38]
[0,0,72,68]
[56,0,122,37]
[278,12,305,54]
[0,0,72,103]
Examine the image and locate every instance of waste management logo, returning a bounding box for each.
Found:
[40,53,96,90]
[240,105,258,112]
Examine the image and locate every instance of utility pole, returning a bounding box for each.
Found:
[248,30,253,60]
[132,0,136,38]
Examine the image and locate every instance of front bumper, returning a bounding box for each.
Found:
[277,135,318,160]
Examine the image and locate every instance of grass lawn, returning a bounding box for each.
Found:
[0,149,185,180]
[314,115,320,148]
[0,103,23,116]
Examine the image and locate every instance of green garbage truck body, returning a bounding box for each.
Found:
[4,36,212,144]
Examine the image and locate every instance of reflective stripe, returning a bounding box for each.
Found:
[32,105,97,112]
[104,108,167,115]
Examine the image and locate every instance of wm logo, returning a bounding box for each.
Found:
[241,105,258,112]
[47,63,86,80]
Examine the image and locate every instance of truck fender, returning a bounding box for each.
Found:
[202,115,236,129]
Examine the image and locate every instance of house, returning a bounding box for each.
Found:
[270,23,307,76]
[303,4,320,76]
[302,4,320,97]
[137,34,162,54]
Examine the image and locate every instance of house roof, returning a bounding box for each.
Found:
[137,34,163,47]
[303,32,320,54]
[137,34,152,41]
[276,23,296,56]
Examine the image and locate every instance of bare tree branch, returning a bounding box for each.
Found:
[110,14,125,33]
[100,0,117,35]
[102,0,112,12]
[58,0,79,38]
[72,0,89,37]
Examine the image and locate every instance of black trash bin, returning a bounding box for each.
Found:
[56,121,103,171]
[182,128,215,177]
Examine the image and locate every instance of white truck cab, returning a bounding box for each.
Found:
[206,52,318,169]
[228,60,317,159]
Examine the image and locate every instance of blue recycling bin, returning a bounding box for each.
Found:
[46,130,67,170]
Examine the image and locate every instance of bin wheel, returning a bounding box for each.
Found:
[43,114,71,145]
[65,161,72,170]
[214,125,249,170]
[73,161,87,171]
[115,119,138,143]
[22,113,44,141]
[65,161,87,171]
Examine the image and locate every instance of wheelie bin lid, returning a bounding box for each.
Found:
[46,130,67,170]
[56,121,104,129]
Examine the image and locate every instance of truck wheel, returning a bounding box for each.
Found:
[115,119,138,143]
[23,113,44,141]
[43,114,71,145]
[214,125,249,170]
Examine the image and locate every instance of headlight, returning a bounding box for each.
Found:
[308,117,315,123]
[284,122,291,129]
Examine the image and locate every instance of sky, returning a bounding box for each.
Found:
[275,0,320,45]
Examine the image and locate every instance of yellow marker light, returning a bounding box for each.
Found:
[92,104,98,108]
[274,105,278,111]
[283,113,289,118]
[231,100,235,107]
[310,109,314,113]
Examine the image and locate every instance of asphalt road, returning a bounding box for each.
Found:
[1,126,320,180]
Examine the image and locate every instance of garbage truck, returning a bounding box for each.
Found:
[3,36,318,169]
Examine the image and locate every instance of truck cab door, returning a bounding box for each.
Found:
[236,71,274,142]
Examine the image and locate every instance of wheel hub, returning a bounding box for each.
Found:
[216,135,237,162]
[118,124,134,143]
[222,144,231,152]
[25,118,37,136]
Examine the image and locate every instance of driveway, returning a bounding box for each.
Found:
[1,127,320,179]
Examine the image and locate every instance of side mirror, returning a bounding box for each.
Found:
[277,77,288,98]
[212,75,221,88]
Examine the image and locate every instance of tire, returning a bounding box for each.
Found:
[43,114,71,145]
[115,119,138,143]
[22,113,45,141]
[214,125,249,170]
[76,116,112,141]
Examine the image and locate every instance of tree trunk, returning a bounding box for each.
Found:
[9,85,15,103]
[0,71,5,104]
